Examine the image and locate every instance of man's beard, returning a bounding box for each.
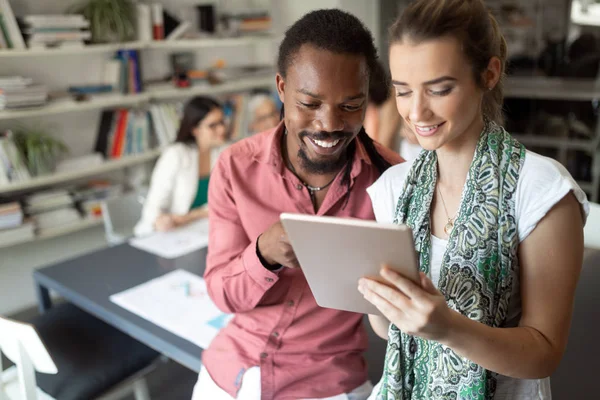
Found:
[297,130,352,175]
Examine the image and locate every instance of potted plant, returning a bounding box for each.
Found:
[13,127,69,177]
[69,0,137,43]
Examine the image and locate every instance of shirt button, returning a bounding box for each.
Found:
[260,352,268,359]
[272,332,280,337]
[409,338,417,355]
[296,184,303,190]
[265,277,274,283]
[287,300,294,307]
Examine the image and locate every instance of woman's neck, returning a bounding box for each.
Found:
[436,117,484,190]
[198,144,211,177]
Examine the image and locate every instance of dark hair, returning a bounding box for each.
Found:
[175,96,222,144]
[277,9,392,182]
[389,0,507,124]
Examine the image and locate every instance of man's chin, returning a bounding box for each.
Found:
[298,149,347,175]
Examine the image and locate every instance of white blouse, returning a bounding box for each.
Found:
[366,150,589,399]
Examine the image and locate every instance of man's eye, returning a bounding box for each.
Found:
[300,102,319,109]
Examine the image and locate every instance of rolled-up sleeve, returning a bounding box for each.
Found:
[204,155,280,313]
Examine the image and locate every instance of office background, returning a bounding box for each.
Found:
[0,0,599,398]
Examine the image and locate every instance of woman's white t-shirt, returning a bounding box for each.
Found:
[366,150,589,400]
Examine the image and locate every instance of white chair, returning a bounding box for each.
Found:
[584,202,600,249]
[0,303,158,400]
[102,190,146,245]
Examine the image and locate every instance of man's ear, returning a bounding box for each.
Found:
[276,73,285,104]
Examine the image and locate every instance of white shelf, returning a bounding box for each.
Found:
[148,75,274,100]
[0,36,275,57]
[512,134,598,152]
[0,76,274,120]
[0,41,146,57]
[505,77,600,101]
[0,92,149,120]
[0,217,103,249]
[147,35,276,49]
[0,149,162,195]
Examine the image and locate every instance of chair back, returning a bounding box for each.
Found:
[0,316,57,400]
[102,190,146,245]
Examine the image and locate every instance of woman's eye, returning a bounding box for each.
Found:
[430,88,453,96]
[395,91,411,97]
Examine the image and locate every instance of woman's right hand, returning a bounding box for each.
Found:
[155,214,176,232]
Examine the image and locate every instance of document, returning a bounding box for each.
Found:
[129,218,209,259]
[110,269,233,349]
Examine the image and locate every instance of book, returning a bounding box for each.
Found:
[0,0,25,49]
[151,3,164,40]
[166,21,191,41]
[136,4,152,42]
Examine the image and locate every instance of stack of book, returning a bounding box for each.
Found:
[0,76,48,110]
[0,201,35,246]
[25,189,82,236]
[0,130,31,186]
[19,14,91,49]
[223,11,272,35]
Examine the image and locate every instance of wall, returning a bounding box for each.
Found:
[0,0,381,315]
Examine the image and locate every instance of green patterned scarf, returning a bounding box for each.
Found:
[377,122,526,400]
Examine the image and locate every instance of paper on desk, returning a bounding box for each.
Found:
[129,218,209,259]
[110,269,233,349]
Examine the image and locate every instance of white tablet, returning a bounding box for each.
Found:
[280,213,420,315]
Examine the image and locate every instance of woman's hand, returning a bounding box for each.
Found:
[155,214,176,231]
[358,267,456,341]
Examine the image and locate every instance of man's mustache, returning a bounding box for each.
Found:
[298,131,352,141]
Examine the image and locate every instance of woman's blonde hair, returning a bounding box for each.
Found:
[389,0,507,124]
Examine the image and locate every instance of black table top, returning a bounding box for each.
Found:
[34,243,208,372]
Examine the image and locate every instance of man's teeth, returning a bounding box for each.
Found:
[417,124,440,132]
[313,138,340,148]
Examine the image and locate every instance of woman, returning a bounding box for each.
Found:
[360,1,588,399]
[134,96,227,236]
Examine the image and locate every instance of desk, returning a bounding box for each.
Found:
[33,243,206,373]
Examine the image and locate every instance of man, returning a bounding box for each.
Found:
[194,9,403,400]
[247,93,280,134]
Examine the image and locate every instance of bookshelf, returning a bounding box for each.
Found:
[0,76,274,120]
[0,35,278,57]
[505,76,600,101]
[0,216,103,249]
[0,148,162,195]
[505,76,600,202]
[0,1,280,251]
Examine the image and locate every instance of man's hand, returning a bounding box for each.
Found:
[257,221,300,268]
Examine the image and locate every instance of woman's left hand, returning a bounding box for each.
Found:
[358,266,456,341]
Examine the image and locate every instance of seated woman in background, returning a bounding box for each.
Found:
[361,0,588,399]
[247,93,280,134]
[134,96,227,236]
